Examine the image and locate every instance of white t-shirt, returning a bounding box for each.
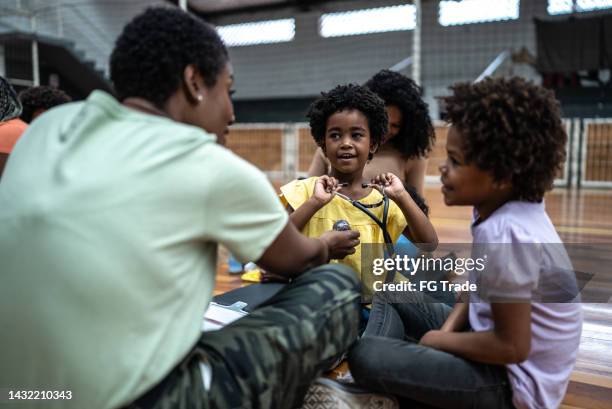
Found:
[0,91,288,409]
[469,201,582,409]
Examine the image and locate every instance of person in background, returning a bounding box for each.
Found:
[19,85,72,123]
[0,76,28,179]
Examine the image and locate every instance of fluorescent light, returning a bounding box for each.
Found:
[439,0,520,26]
[319,5,415,38]
[217,18,295,47]
[547,0,574,14]
[577,0,612,12]
[548,0,612,14]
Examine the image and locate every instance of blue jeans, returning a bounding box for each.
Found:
[394,236,456,306]
[348,292,515,409]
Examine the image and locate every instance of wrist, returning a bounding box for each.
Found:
[397,189,410,200]
[388,189,408,202]
[440,324,455,333]
[318,237,330,264]
[308,196,327,208]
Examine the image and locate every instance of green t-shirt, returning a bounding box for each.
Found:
[0,91,288,409]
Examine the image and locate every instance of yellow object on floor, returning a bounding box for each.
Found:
[326,360,351,381]
[241,269,262,283]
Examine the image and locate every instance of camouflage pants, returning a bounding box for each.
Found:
[127,264,361,409]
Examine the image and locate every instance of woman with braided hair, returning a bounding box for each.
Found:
[0,75,28,178]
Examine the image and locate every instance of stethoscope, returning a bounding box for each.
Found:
[334,183,397,282]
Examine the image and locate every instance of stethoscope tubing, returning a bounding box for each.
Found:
[334,186,397,281]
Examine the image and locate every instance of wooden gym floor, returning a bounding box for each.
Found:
[213,184,612,408]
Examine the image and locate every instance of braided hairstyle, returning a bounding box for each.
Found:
[0,76,22,122]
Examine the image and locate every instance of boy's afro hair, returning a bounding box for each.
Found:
[442,77,566,202]
[307,84,388,157]
[110,7,228,108]
[365,70,434,158]
[19,86,72,123]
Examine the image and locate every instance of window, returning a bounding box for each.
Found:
[578,0,612,12]
[438,0,520,26]
[548,0,612,14]
[217,18,295,47]
[319,5,415,38]
[547,0,573,14]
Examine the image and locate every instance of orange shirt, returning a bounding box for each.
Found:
[0,118,28,154]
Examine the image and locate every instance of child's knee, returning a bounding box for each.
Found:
[347,337,380,380]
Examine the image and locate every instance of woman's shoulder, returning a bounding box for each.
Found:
[365,151,405,179]
[403,155,427,171]
[376,147,426,167]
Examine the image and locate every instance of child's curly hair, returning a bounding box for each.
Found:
[19,86,72,123]
[442,77,566,202]
[365,70,434,158]
[307,84,387,160]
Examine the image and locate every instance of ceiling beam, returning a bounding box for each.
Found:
[165,0,355,20]
[165,0,434,21]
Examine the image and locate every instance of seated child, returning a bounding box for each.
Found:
[347,77,583,409]
[280,84,438,292]
[308,70,435,197]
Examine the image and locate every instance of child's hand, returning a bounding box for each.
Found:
[320,229,360,260]
[371,172,406,202]
[311,175,340,206]
[419,330,444,349]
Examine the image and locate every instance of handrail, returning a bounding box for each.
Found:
[389,56,413,72]
[474,50,511,83]
[0,2,110,71]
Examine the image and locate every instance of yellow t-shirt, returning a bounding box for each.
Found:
[280,176,407,284]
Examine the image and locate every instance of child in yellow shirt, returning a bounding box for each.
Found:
[280,84,437,293]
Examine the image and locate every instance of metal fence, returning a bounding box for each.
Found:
[581,119,612,188]
[226,118,612,189]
